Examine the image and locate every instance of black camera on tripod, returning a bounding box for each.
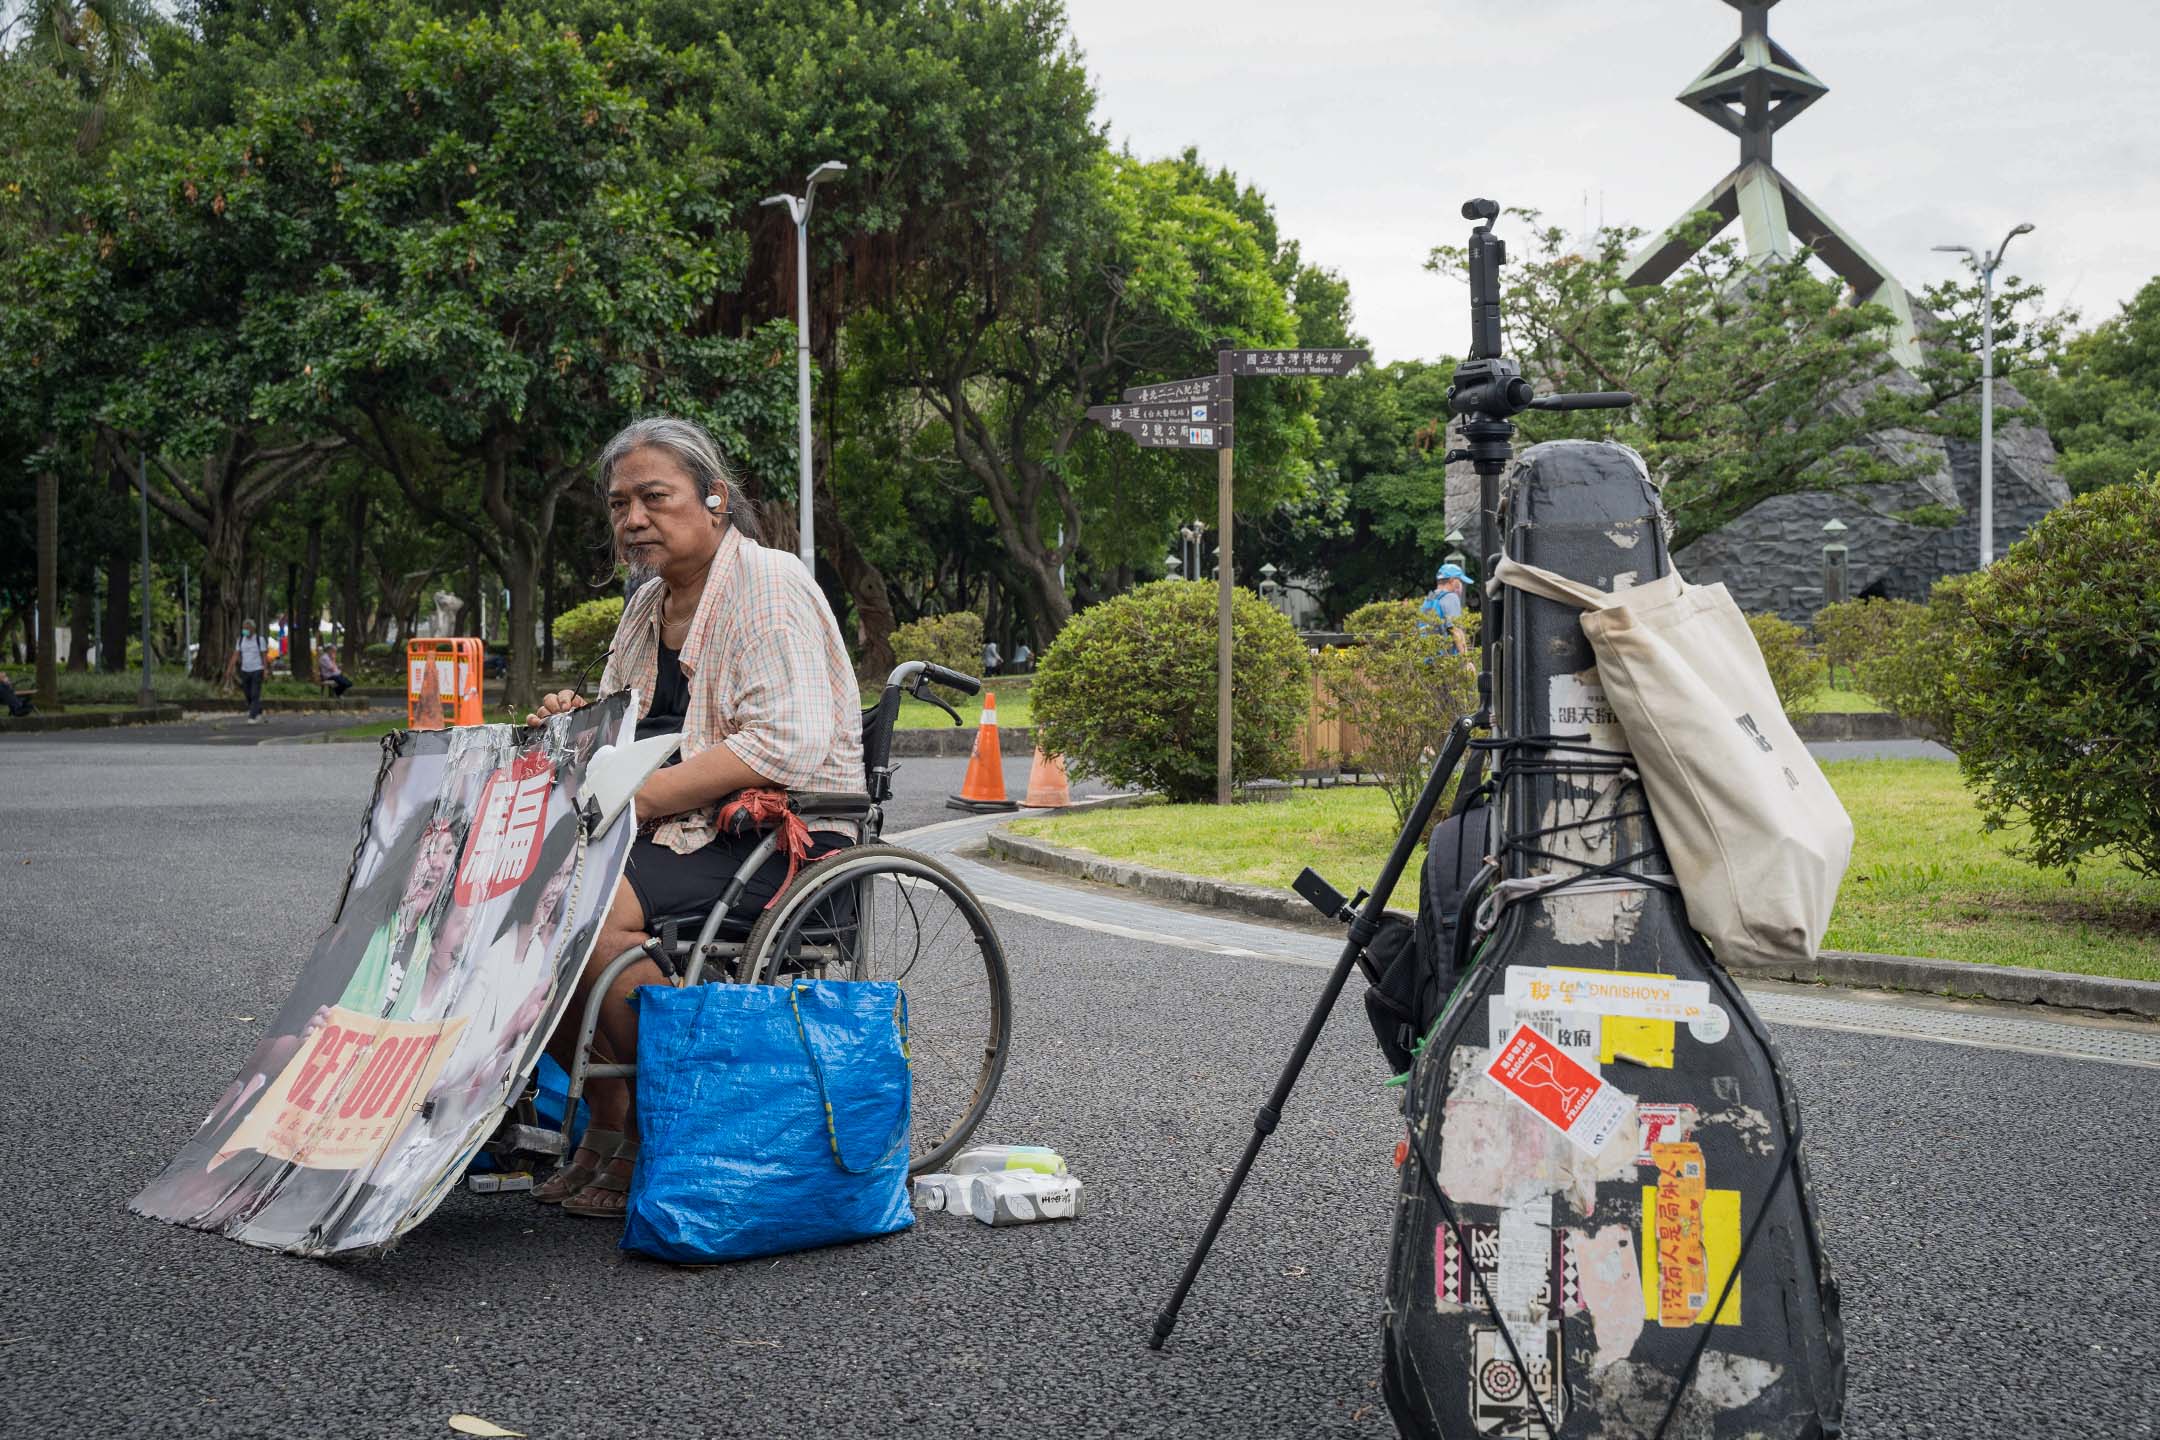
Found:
[1442,198,1635,588]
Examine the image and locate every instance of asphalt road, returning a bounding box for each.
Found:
[2,734,2154,1438]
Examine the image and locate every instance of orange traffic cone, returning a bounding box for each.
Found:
[947,692,1019,813]
[413,657,444,731]
[1023,747,1071,809]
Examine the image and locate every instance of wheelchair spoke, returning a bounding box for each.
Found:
[746,846,1011,1172]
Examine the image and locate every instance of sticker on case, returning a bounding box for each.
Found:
[1485,1022,1633,1156]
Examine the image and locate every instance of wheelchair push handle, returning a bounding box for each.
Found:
[904,661,982,699]
[878,661,981,730]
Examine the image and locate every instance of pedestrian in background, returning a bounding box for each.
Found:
[0,670,33,718]
[982,639,1001,677]
[317,644,353,699]
[226,620,269,724]
[1420,563,1470,655]
[1011,641,1033,673]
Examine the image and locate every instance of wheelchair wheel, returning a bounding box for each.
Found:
[742,844,1012,1174]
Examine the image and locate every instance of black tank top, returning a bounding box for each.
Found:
[636,641,688,746]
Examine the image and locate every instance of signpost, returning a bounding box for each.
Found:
[1087,344,1369,803]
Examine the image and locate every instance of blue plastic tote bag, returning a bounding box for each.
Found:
[622,979,913,1263]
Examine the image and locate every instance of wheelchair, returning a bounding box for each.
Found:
[485,660,1013,1179]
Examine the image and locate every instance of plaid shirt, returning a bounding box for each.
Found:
[601,528,863,853]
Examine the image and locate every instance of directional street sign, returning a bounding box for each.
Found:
[1223,347,1370,377]
[1087,400,1232,427]
[1090,417,1231,450]
[1122,374,1232,405]
[1125,423,1228,450]
[1093,346,1367,805]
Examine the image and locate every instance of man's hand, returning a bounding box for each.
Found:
[525,689,589,728]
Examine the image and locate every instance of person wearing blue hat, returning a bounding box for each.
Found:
[1420,563,1470,654]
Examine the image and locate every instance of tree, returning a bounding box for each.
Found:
[1425,213,2029,552]
[869,149,1320,639]
[2033,276,2160,495]
[1953,475,2160,878]
[2,4,161,704]
[239,2,797,710]
[1251,356,1459,622]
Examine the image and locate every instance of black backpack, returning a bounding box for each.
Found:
[1364,783,1491,1074]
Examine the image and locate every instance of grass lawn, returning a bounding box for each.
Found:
[896,675,1030,729]
[1009,758,2160,981]
[1797,683,1884,714]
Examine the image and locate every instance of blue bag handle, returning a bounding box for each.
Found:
[788,981,911,1176]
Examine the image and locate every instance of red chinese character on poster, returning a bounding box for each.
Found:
[454,752,554,904]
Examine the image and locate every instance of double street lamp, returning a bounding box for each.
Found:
[763,160,848,570]
[1933,222,2033,568]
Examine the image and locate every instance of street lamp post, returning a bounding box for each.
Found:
[762,160,848,570]
[1933,223,2033,567]
[137,449,154,707]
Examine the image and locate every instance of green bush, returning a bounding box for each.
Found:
[361,642,398,673]
[552,597,623,676]
[1745,611,1825,715]
[889,611,984,678]
[1954,475,2160,877]
[1318,600,1479,828]
[1854,578,1975,742]
[1811,597,1900,687]
[1033,580,1310,803]
[52,671,320,703]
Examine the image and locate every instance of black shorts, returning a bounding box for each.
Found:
[623,828,852,925]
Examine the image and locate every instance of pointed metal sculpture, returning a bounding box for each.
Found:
[1624,0,1921,366]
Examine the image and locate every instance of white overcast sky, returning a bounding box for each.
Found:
[1066,0,2160,362]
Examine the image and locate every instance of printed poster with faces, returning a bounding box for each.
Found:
[131,696,636,1256]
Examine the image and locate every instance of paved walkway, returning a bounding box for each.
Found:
[896,808,2160,1072]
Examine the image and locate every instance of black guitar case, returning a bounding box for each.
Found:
[1381,441,1845,1438]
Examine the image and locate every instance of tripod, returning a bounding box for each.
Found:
[1148,198,1633,1351]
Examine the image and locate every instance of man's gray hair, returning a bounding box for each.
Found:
[596,416,763,544]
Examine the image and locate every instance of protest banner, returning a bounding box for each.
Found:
[132,696,635,1255]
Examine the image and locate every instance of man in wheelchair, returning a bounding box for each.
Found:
[524,416,865,1218]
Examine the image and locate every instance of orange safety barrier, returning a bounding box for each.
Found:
[406,638,486,729]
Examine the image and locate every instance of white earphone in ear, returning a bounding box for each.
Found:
[703,494,722,511]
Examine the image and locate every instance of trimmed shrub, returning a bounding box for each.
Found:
[361,642,397,671]
[1318,600,1480,828]
[1954,475,2160,877]
[1745,611,1825,715]
[552,597,623,677]
[1854,579,1975,742]
[889,611,984,678]
[1032,580,1310,803]
[1811,597,1900,688]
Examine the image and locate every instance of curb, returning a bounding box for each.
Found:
[1790,711,1921,742]
[1717,949,2160,1020]
[889,724,1038,759]
[986,824,1335,931]
[0,704,184,733]
[987,823,2160,1020]
[179,696,375,714]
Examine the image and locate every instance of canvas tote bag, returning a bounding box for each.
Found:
[1492,557,1853,966]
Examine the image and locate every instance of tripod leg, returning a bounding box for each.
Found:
[1149,713,1478,1350]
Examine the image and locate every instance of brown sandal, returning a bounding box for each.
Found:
[561,1143,637,1219]
[532,1129,623,1205]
